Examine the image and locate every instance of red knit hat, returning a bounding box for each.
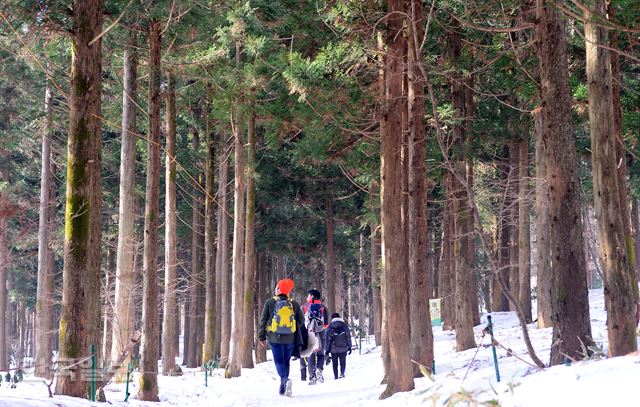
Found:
[277,279,295,295]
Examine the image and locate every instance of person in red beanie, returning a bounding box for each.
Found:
[259,279,305,397]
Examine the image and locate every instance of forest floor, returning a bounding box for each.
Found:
[2,288,640,406]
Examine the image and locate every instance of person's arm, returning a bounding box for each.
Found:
[345,324,352,352]
[258,298,272,341]
[294,301,305,332]
[325,325,333,354]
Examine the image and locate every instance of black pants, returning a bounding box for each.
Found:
[300,356,307,379]
[331,352,347,379]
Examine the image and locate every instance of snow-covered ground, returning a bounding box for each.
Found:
[2,288,639,406]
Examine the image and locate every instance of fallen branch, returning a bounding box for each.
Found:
[99,330,142,388]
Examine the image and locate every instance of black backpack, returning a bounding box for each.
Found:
[331,324,349,352]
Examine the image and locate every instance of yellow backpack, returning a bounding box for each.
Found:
[267,297,296,335]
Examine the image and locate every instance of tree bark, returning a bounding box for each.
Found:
[535,0,593,365]
[518,137,532,323]
[585,0,637,356]
[102,247,115,364]
[492,156,510,312]
[242,104,256,369]
[407,0,434,374]
[55,0,103,397]
[0,147,9,372]
[228,71,246,377]
[326,196,336,314]
[380,0,414,397]
[17,301,26,369]
[450,27,476,352]
[508,143,520,312]
[439,173,456,329]
[465,78,480,325]
[371,226,382,346]
[534,108,552,327]
[111,31,138,376]
[203,92,218,365]
[218,136,232,363]
[162,74,178,374]
[632,198,640,284]
[35,77,55,377]
[255,252,267,364]
[139,20,161,401]
[186,130,203,368]
[358,233,366,338]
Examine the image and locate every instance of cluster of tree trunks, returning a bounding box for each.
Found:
[17,0,640,400]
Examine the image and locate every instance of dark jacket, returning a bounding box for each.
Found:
[259,294,305,345]
[325,317,352,354]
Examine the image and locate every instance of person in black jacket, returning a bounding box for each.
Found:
[324,312,352,379]
[259,279,305,397]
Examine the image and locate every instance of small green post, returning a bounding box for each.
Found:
[90,344,96,401]
[359,335,362,355]
[487,315,501,383]
[432,359,435,375]
[124,362,131,402]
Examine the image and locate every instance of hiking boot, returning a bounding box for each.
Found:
[317,370,324,383]
[308,376,317,385]
[285,379,293,397]
[279,382,286,395]
[340,373,345,378]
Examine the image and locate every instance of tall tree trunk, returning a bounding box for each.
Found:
[203,93,218,364]
[508,142,520,311]
[162,74,178,374]
[450,27,475,352]
[439,174,455,330]
[186,131,203,368]
[325,196,336,314]
[358,233,366,337]
[336,265,345,314]
[55,0,103,396]
[608,4,632,255]
[17,301,26,369]
[183,295,190,366]
[35,77,55,377]
[218,136,231,363]
[407,0,434,374]
[242,104,256,369]
[380,0,414,397]
[371,226,382,346]
[492,157,510,312]
[255,252,267,363]
[111,32,138,375]
[534,108,552,327]
[139,20,161,401]
[585,0,637,356]
[102,247,115,364]
[535,0,593,365]
[0,147,9,372]
[465,78,480,325]
[632,198,640,284]
[431,213,442,299]
[518,137,532,323]
[228,93,246,377]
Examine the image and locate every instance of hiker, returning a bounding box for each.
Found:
[259,279,305,397]
[302,289,330,385]
[325,312,352,379]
